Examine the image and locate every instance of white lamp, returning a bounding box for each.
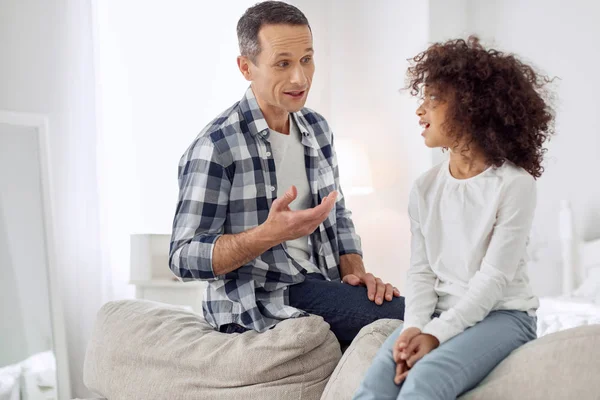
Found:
[335,138,374,196]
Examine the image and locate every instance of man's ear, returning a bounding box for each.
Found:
[237,56,252,82]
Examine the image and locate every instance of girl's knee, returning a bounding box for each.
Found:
[400,359,461,399]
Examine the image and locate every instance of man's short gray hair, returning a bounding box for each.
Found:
[237,1,310,62]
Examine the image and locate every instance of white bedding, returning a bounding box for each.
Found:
[0,351,56,400]
[537,296,600,337]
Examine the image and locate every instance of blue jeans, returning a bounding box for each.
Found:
[288,273,405,345]
[221,273,405,343]
[354,310,537,400]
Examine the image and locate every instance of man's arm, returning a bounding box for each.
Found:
[169,136,232,281]
[212,186,337,275]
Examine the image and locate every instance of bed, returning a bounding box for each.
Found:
[537,200,600,337]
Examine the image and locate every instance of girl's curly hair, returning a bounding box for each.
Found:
[407,36,555,178]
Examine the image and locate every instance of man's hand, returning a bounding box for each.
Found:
[340,254,401,305]
[264,186,337,243]
[394,332,440,384]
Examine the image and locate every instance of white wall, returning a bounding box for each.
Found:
[95,0,257,237]
[466,0,600,296]
[0,0,104,396]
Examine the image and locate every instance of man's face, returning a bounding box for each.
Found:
[240,24,314,114]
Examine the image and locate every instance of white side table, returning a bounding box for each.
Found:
[130,233,207,315]
[131,279,205,315]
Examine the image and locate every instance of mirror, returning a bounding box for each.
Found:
[0,112,70,400]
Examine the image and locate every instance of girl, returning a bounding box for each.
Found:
[354,36,555,400]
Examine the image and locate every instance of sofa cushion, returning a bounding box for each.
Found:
[321,319,600,400]
[460,324,600,400]
[84,299,341,400]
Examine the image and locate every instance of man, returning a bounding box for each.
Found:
[169,1,404,344]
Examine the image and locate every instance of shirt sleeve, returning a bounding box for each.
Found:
[402,184,439,331]
[331,134,362,256]
[168,136,232,281]
[422,175,537,344]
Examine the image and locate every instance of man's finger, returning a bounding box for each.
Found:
[272,186,297,211]
[375,278,386,305]
[393,287,401,297]
[297,191,337,222]
[362,273,377,302]
[317,190,337,209]
[384,283,395,302]
[342,274,362,286]
[315,191,337,217]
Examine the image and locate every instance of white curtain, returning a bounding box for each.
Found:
[0,0,116,397]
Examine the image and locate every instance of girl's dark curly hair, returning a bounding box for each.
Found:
[407,36,555,178]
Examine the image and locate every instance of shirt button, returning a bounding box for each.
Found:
[262,131,268,136]
[270,186,275,192]
[266,152,272,157]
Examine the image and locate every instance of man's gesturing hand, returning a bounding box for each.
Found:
[264,186,337,243]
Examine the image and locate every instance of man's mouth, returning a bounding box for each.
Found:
[284,90,306,98]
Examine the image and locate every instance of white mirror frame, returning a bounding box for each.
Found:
[0,110,72,400]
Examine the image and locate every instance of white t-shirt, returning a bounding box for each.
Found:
[268,117,321,275]
[403,159,539,344]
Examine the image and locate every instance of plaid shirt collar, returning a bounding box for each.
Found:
[239,86,320,149]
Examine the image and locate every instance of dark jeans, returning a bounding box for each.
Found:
[288,273,405,345]
[220,274,405,344]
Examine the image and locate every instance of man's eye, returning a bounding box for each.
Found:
[301,56,312,63]
[277,61,289,68]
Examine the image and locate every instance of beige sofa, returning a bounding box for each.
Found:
[83,300,600,400]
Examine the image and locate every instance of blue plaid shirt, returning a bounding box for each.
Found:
[169,87,362,332]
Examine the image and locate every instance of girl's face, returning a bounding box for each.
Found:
[415,85,455,149]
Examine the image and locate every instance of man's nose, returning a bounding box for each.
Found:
[290,65,307,86]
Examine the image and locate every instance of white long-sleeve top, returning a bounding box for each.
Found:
[403,159,539,344]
